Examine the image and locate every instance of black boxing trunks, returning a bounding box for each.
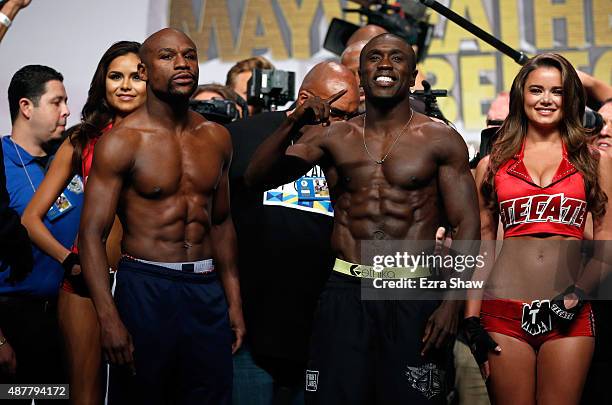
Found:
[305,259,449,405]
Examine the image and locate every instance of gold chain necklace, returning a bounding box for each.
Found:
[362,109,414,164]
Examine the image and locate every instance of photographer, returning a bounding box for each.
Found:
[190,83,247,124]
[193,83,246,117]
[226,56,274,116]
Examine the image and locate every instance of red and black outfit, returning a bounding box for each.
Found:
[61,125,106,296]
[481,141,595,348]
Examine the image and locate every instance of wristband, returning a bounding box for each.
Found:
[0,12,11,28]
[61,252,80,275]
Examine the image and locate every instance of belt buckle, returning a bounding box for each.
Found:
[181,263,195,273]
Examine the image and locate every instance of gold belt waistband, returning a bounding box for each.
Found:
[332,258,430,279]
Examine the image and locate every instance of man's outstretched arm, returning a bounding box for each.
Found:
[245,90,346,190]
[576,70,612,107]
[78,128,135,371]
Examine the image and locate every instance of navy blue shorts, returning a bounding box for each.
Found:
[108,258,233,405]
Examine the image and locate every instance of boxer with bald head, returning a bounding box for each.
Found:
[227,60,358,404]
[246,33,479,404]
[79,28,243,404]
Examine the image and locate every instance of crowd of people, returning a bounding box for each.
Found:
[1,1,612,404]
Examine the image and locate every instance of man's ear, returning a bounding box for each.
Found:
[410,69,418,88]
[359,69,366,89]
[138,63,148,82]
[18,98,34,120]
[296,90,311,106]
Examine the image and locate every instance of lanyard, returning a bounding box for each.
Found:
[10,137,37,193]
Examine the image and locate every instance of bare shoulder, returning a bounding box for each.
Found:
[97,124,141,150]
[298,118,357,147]
[415,113,463,142]
[342,114,366,133]
[55,137,75,159]
[413,113,468,159]
[93,124,141,171]
[476,154,490,172]
[190,112,232,156]
[191,112,230,137]
[474,155,490,183]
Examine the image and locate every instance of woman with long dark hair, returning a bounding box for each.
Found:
[465,53,611,404]
[22,40,145,404]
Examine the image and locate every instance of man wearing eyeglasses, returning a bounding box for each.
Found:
[226,61,359,405]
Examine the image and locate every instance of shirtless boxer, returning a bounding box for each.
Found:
[79,28,244,405]
[245,33,479,404]
[341,35,427,115]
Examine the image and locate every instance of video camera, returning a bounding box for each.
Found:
[412,80,449,122]
[323,0,434,62]
[584,108,604,132]
[189,99,241,124]
[247,68,296,112]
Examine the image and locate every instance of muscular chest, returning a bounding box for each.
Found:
[130,135,224,198]
[328,134,438,190]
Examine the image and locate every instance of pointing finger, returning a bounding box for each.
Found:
[326,89,347,105]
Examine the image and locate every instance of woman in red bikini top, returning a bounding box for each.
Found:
[464,53,611,405]
[22,41,146,405]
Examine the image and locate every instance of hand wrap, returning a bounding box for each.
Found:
[462,316,498,365]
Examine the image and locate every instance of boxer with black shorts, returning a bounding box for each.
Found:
[246,33,480,405]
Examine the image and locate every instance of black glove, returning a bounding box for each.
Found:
[61,252,89,297]
[0,224,34,284]
[61,252,80,277]
[550,285,586,324]
[461,316,498,365]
